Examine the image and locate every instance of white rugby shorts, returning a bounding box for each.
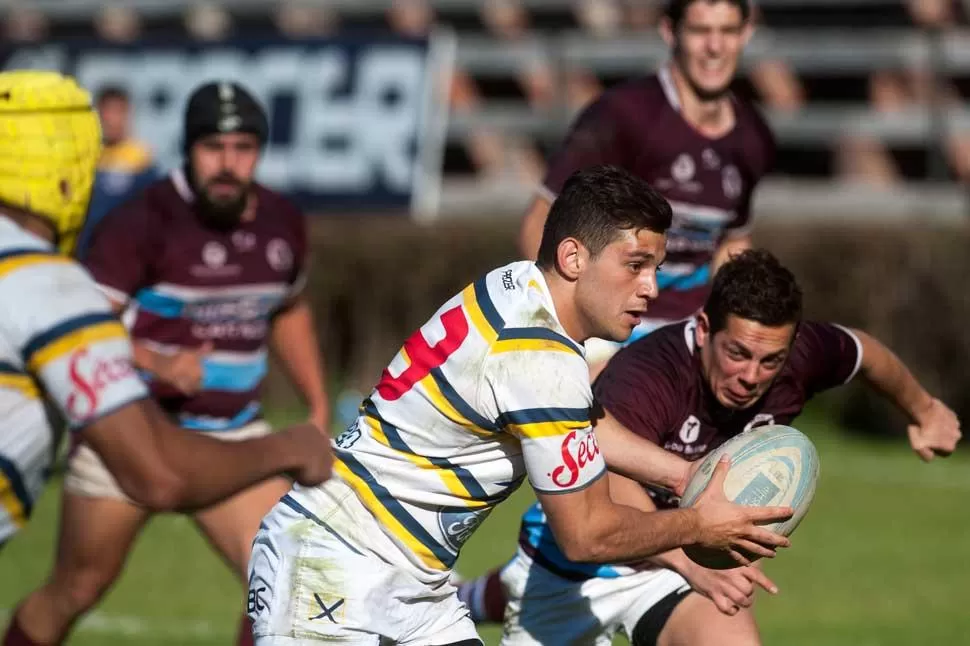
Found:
[248,476,480,645]
[64,419,272,503]
[499,547,691,646]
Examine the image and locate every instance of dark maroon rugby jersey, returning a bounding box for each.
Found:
[83,169,308,431]
[593,319,861,503]
[543,68,775,321]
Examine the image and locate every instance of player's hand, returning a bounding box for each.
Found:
[153,342,213,396]
[691,457,793,565]
[682,559,779,616]
[279,423,334,486]
[908,397,961,462]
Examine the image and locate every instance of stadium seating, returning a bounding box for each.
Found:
[5,0,970,209]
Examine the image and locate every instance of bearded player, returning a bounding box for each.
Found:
[0,71,333,644]
[519,0,773,367]
[6,80,330,646]
[461,250,960,646]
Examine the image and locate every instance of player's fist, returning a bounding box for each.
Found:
[279,423,334,486]
[153,342,214,396]
[908,397,961,462]
[690,457,793,566]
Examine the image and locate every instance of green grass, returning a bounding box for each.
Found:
[3,408,969,645]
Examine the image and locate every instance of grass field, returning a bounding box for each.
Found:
[2,406,969,645]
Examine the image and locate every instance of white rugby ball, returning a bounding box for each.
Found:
[678,424,819,570]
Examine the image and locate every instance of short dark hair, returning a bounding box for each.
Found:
[536,166,672,270]
[95,85,129,105]
[665,0,751,28]
[704,249,802,335]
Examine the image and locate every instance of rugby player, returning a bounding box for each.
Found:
[461,250,961,646]
[7,80,330,646]
[246,166,794,645]
[0,71,332,645]
[519,0,774,366]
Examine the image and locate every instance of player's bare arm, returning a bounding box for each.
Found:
[81,398,332,511]
[269,294,330,432]
[593,407,695,495]
[711,233,752,276]
[537,456,792,566]
[518,195,553,260]
[851,328,961,461]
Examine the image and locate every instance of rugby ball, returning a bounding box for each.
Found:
[678,424,819,570]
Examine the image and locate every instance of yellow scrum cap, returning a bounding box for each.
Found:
[0,70,102,255]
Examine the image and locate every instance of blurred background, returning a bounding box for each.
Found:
[2,1,970,644]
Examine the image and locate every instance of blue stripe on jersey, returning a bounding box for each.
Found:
[0,248,52,262]
[657,263,711,292]
[133,288,184,318]
[281,494,365,556]
[0,454,33,521]
[429,367,502,433]
[496,406,590,427]
[519,501,624,580]
[200,356,268,392]
[336,449,458,568]
[178,401,261,431]
[473,276,504,333]
[361,399,492,502]
[20,312,118,365]
[496,327,584,356]
[0,361,23,375]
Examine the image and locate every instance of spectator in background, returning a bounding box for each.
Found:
[75,86,159,259]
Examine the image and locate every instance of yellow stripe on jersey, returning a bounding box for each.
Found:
[26,320,127,373]
[491,337,580,355]
[0,251,71,280]
[362,414,488,508]
[498,406,592,440]
[334,458,451,571]
[462,283,499,343]
[506,419,591,439]
[0,373,40,399]
[417,372,495,438]
[0,458,30,530]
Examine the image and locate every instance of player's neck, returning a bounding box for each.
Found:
[669,65,735,139]
[540,268,589,344]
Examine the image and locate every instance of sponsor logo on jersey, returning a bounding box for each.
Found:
[65,347,136,421]
[550,428,600,489]
[266,238,294,273]
[678,414,701,444]
[437,508,491,552]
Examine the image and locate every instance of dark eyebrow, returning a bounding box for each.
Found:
[624,251,656,262]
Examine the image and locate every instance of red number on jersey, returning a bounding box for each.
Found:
[376,305,469,401]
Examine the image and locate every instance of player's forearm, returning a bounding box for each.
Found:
[596,414,690,494]
[155,424,299,510]
[607,472,693,572]
[855,329,933,422]
[571,504,701,564]
[132,342,162,375]
[270,298,330,425]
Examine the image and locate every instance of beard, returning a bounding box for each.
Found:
[189,169,250,231]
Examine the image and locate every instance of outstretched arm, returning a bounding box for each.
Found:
[853,328,961,460]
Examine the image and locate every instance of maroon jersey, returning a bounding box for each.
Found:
[593,318,861,506]
[543,68,775,321]
[83,169,308,431]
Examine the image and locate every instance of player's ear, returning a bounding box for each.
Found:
[659,17,676,47]
[741,19,755,46]
[556,238,583,280]
[695,313,711,348]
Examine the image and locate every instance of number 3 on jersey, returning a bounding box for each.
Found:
[377,306,469,401]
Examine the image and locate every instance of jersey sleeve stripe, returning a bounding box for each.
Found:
[22,314,127,372]
[506,419,592,439]
[497,406,591,426]
[0,362,39,399]
[496,328,583,356]
[334,453,455,570]
[492,338,581,356]
[462,285,498,343]
[0,249,70,280]
[833,324,864,383]
[361,401,490,506]
[0,455,33,529]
